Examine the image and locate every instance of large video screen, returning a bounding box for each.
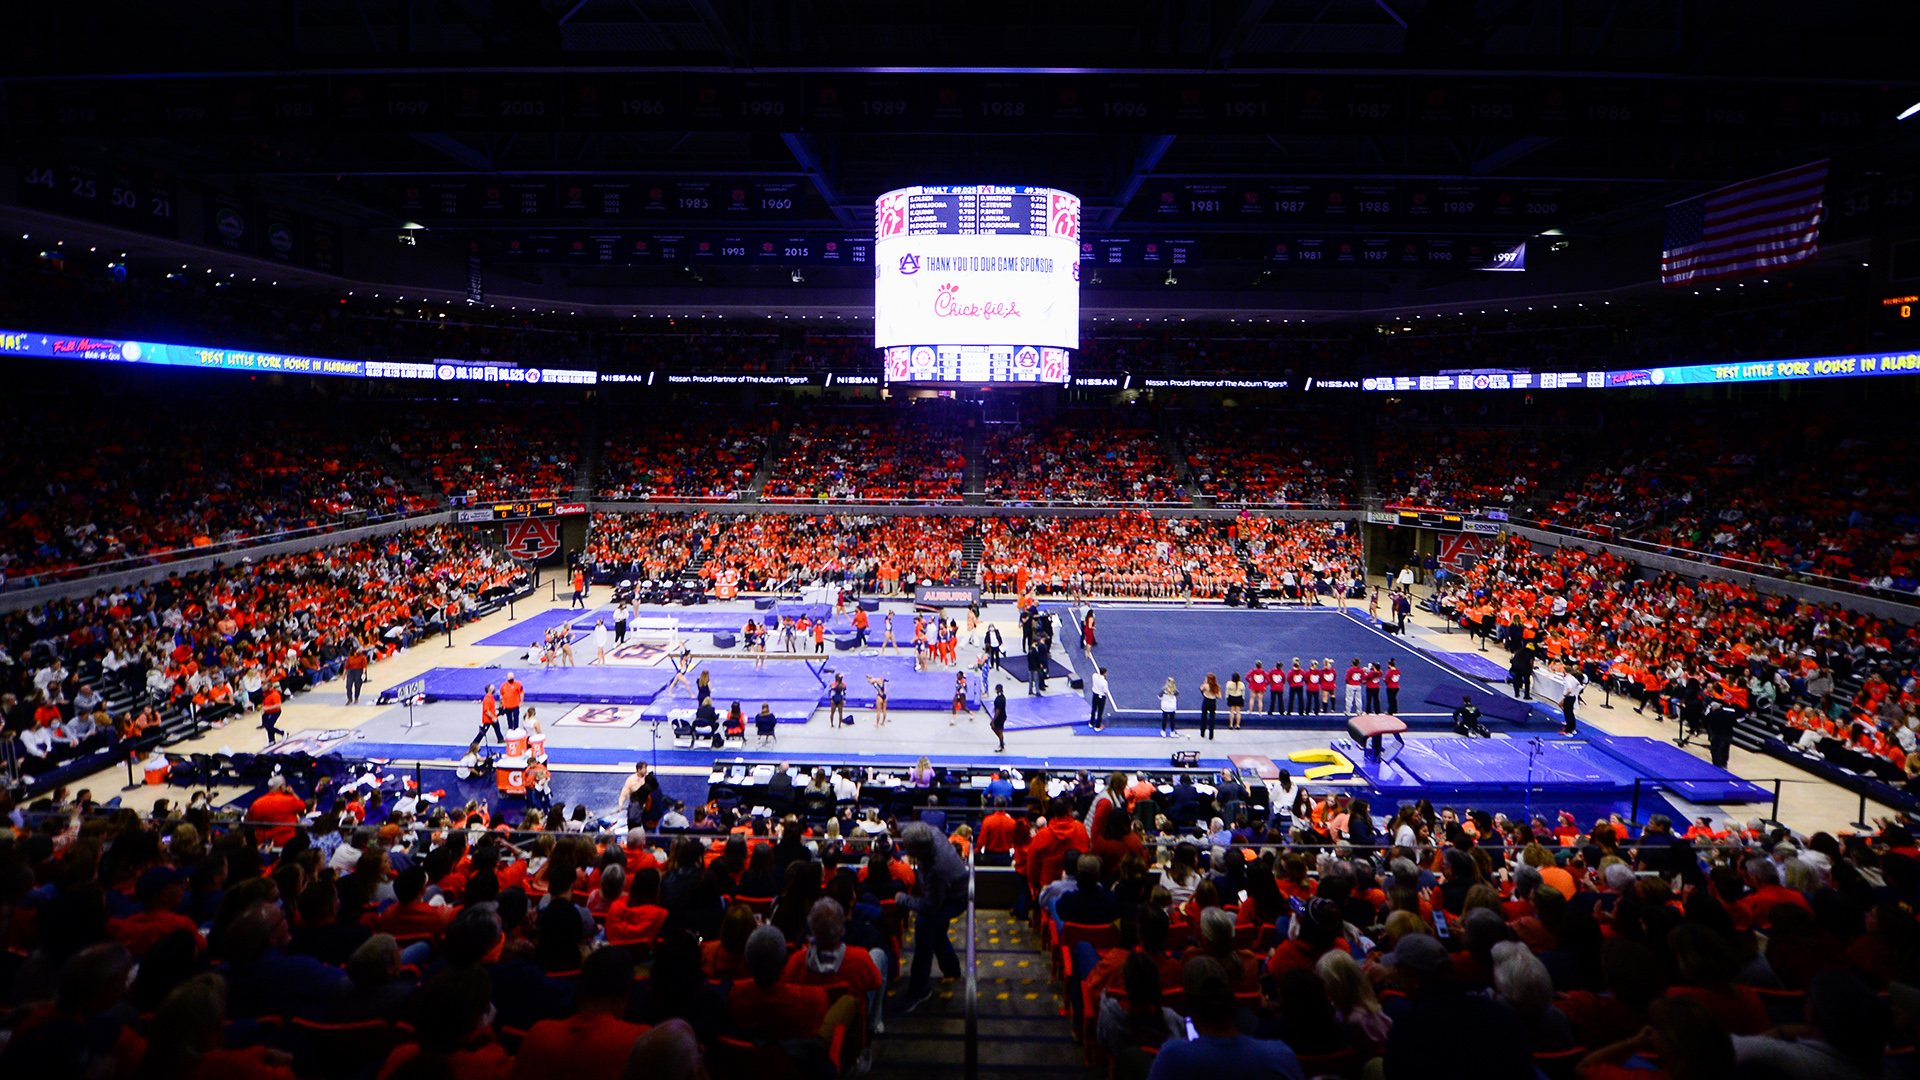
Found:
[874,185,1079,383]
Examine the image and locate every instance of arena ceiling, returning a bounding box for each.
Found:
[4,1,1918,315]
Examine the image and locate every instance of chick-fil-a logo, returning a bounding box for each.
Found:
[1050,192,1080,240]
[932,283,1020,322]
[876,192,909,239]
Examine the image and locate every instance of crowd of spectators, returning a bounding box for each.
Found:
[0,387,433,586]
[0,760,972,1080]
[1430,536,1920,780]
[762,407,968,503]
[975,514,1246,598]
[372,400,583,503]
[581,512,1357,601]
[4,525,528,781]
[983,411,1186,504]
[1376,425,1563,514]
[1538,416,1717,539]
[1008,768,1918,1080]
[1183,412,1357,508]
[585,511,974,593]
[1236,518,1364,598]
[1625,429,1918,592]
[596,414,769,502]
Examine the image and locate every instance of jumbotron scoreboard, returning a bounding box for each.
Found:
[873,185,1080,385]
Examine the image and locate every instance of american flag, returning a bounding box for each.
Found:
[1661,160,1827,286]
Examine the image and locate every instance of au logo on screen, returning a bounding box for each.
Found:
[898,253,920,275]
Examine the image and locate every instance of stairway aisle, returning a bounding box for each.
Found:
[573,402,603,501]
[963,424,988,505]
[869,908,1085,1080]
[743,428,785,502]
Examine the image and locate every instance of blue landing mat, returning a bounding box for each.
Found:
[1577,731,1770,803]
[1004,693,1096,731]
[819,655,980,710]
[473,607,607,647]
[1342,736,1629,797]
[772,603,835,622]
[662,659,828,701]
[379,665,676,706]
[1429,651,1513,682]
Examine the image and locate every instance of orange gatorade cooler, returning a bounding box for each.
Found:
[496,757,528,795]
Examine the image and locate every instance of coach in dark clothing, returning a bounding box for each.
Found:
[1382,934,1534,1080]
[1510,647,1535,700]
[1705,700,1738,768]
[1027,643,1049,695]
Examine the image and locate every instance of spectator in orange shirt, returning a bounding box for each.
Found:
[246,776,306,848]
[109,866,206,957]
[259,683,284,743]
[606,867,670,948]
[978,799,1018,866]
[727,925,858,1046]
[499,673,525,730]
[374,866,453,944]
[782,898,885,1058]
[511,946,650,1080]
[342,642,369,706]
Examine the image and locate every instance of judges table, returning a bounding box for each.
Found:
[703,759,1264,821]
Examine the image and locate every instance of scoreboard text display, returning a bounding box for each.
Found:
[874,185,1079,384]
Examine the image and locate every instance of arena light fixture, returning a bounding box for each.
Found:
[1900,101,1920,120]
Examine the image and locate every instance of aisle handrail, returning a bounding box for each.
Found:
[963,855,978,1080]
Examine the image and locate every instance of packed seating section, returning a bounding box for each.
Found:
[0,390,432,584]
[597,414,769,502]
[984,411,1185,504]
[1004,773,1919,1080]
[371,400,583,504]
[1429,535,1920,786]
[1375,426,1562,513]
[6,728,1918,1080]
[5,525,530,786]
[762,408,968,503]
[1183,412,1356,507]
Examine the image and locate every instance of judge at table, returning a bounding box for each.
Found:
[766,762,795,812]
